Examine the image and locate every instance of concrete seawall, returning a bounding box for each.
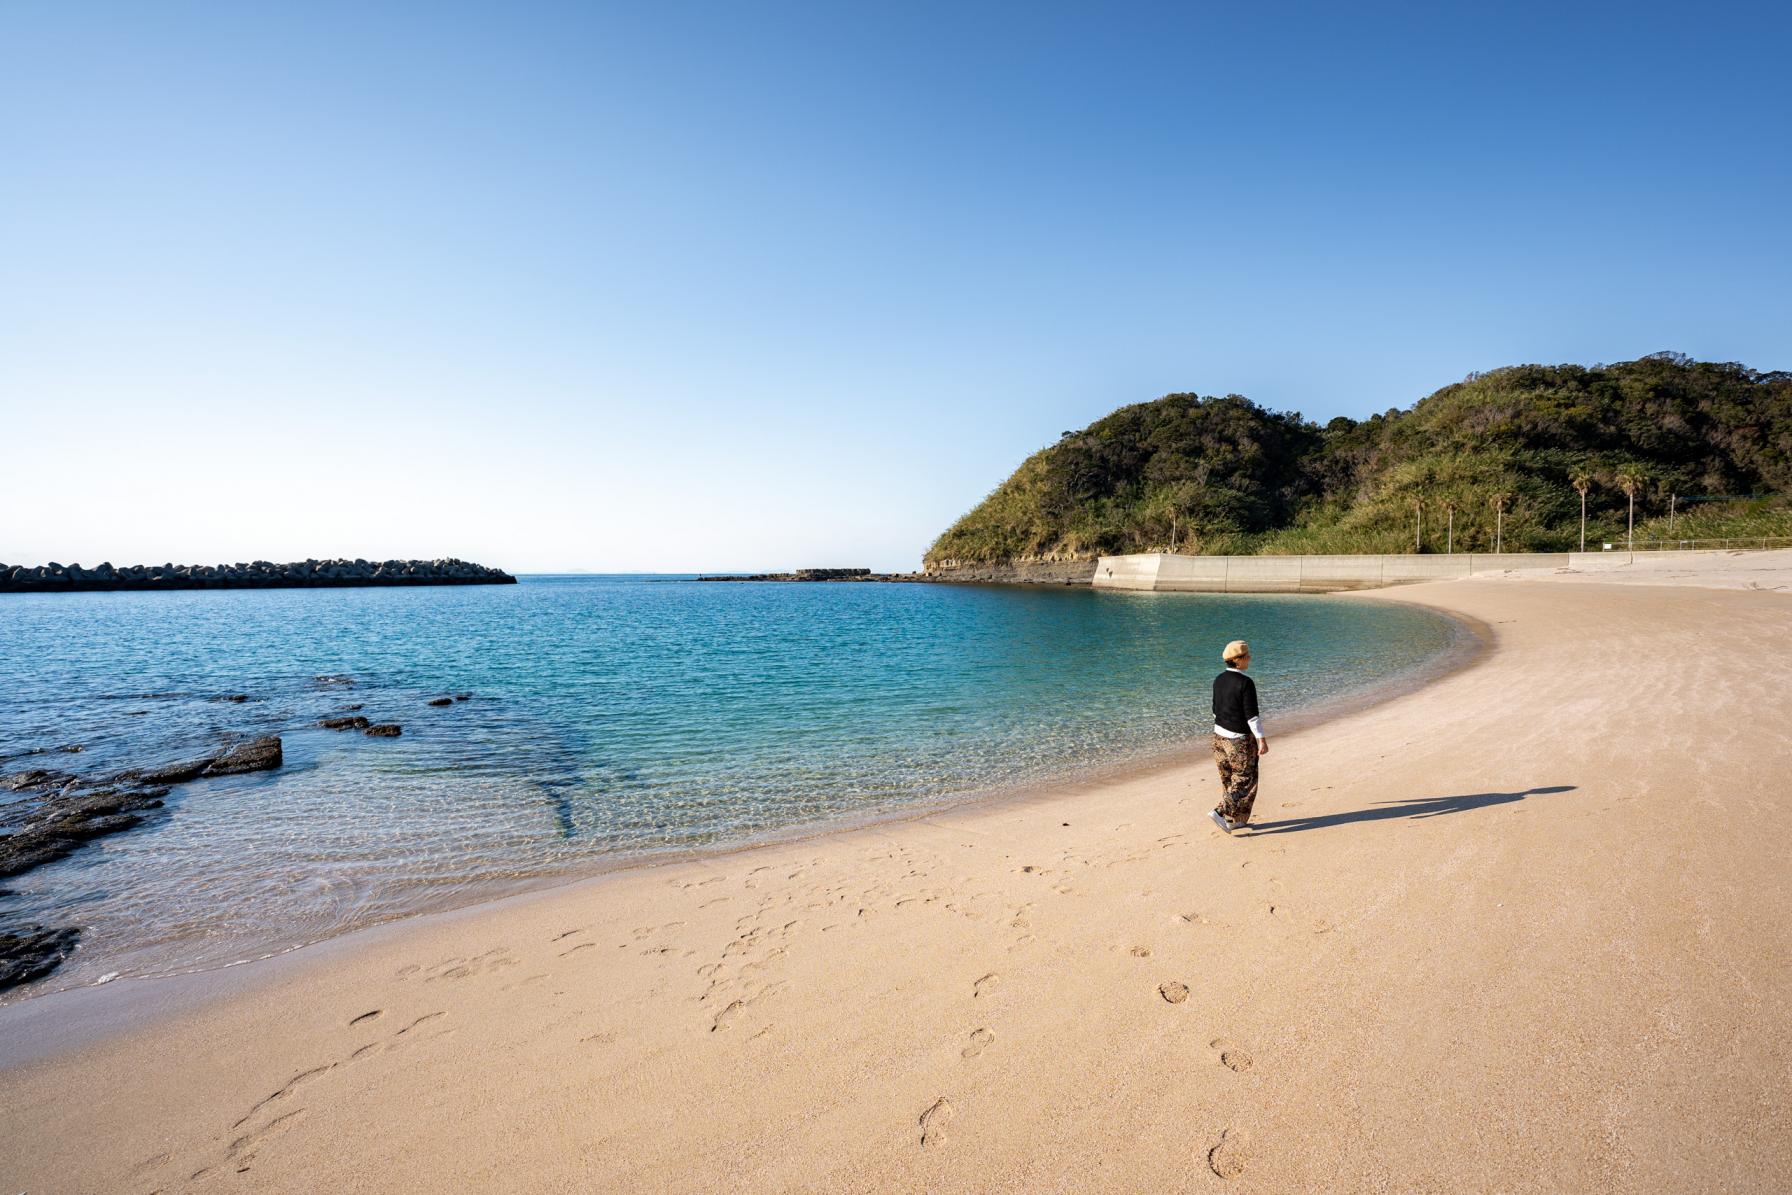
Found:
[1090,549,1762,593]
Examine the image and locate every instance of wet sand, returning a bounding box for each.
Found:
[3,570,1790,1192]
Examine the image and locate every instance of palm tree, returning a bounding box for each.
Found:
[1490,493,1508,554]
[1571,472,1593,552]
[1614,471,1643,551]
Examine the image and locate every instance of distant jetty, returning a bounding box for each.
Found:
[1,558,517,593]
[696,568,928,583]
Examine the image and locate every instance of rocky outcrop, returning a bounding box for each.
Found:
[0,924,81,991]
[1,737,284,880]
[0,778,171,878]
[0,558,516,593]
[140,758,215,785]
[0,678,476,991]
[202,737,283,775]
[694,563,1098,585]
[924,559,1098,585]
[695,570,936,583]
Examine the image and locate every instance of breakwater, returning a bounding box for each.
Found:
[1,558,516,593]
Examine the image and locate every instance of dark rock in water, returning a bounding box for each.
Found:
[453,693,472,702]
[364,724,402,737]
[210,694,253,703]
[426,697,453,707]
[202,737,283,776]
[58,744,84,753]
[3,768,71,794]
[0,787,167,877]
[0,924,81,992]
[141,757,218,785]
[320,716,371,731]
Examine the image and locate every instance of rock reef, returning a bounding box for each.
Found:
[1,738,283,881]
[0,558,516,593]
[0,924,80,990]
[1,736,285,991]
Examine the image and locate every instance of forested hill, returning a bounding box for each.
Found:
[923,353,1792,565]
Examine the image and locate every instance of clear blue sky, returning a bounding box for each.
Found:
[4,2,1787,572]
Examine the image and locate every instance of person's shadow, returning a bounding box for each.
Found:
[1244,785,1577,836]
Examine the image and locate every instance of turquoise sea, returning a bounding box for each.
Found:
[0,576,1466,995]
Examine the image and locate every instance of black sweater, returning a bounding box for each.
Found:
[1212,669,1261,736]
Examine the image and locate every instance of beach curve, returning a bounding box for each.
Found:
[2,570,1790,1192]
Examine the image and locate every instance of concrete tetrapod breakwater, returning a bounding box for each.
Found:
[1089,549,1769,593]
[1,558,517,593]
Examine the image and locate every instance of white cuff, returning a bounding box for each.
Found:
[1247,716,1264,739]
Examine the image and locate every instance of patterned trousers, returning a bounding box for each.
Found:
[1212,732,1260,824]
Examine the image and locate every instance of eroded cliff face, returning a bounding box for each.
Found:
[923,558,1097,585]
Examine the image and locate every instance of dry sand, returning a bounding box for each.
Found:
[3,571,1791,1193]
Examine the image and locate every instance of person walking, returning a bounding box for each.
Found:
[1210,639,1268,835]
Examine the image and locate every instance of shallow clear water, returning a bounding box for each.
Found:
[0,576,1465,995]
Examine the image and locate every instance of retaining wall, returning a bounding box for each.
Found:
[1092,552,1573,593]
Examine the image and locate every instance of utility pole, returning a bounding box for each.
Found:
[1669,493,1676,532]
[1414,500,1423,553]
[1446,502,1455,554]
[1572,473,1591,553]
[1491,494,1507,554]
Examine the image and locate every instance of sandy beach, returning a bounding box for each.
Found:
[4,567,1790,1193]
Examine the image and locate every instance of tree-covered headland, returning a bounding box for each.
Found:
[924,353,1792,566]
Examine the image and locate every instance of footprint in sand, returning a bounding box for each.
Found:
[1129,946,1152,958]
[348,1009,383,1027]
[961,1028,995,1059]
[919,1097,955,1147]
[1221,1049,1253,1072]
[973,972,1000,998]
[1159,981,1190,1004]
[1207,1127,1250,1178]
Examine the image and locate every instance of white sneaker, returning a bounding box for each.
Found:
[1209,810,1234,835]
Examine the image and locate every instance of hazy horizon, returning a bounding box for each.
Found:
[5,3,1788,574]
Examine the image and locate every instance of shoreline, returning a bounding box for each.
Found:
[4,572,1789,1191]
[0,593,1488,1041]
[0,594,1483,1024]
